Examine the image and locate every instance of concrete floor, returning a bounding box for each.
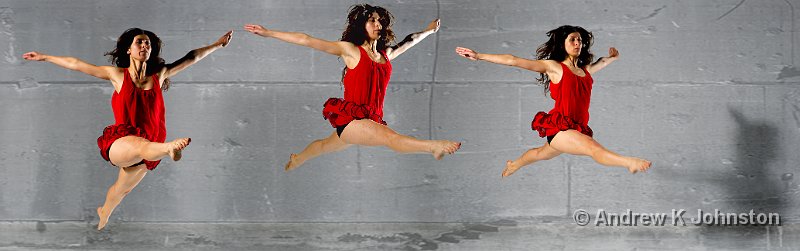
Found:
[2,220,798,250]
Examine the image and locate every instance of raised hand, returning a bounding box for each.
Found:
[455,47,478,61]
[426,18,441,33]
[243,24,269,37]
[23,51,47,61]
[216,30,233,47]
[607,47,619,60]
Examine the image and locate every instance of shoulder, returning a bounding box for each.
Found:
[107,66,125,73]
[339,41,359,52]
[157,66,168,76]
[339,42,361,57]
[542,60,561,67]
[154,67,168,82]
[541,60,563,72]
[106,67,126,91]
[105,67,126,79]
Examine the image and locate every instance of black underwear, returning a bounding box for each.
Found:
[336,123,349,137]
[547,133,558,144]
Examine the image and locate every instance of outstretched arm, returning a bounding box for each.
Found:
[385,19,440,60]
[23,52,114,80]
[454,47,551,74]
[244,24,353,57]
[162,30,233,79]
[586,47,619,74]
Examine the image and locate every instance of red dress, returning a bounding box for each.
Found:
[532,62,594,138]
[96,69,167,170]
[322,46,392,127]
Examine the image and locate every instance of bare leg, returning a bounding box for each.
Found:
[503,143,562,177]
[108,136,191,168]
[340,119,461,160]
[285,131,351,171]
[548,130,651,173]
[97,164,148,230]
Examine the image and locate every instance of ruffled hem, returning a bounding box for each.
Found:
[531,111,593,138]
[322,98,386,127]
[96,124,161,170]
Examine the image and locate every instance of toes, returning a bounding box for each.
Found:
[502,162,518,177]
[448,142,462,154]
[285,154,298,171]
[502,167,515,177]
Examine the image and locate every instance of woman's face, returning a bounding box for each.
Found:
[364,12,383,41]
[128,34,151,62]
[564,32,582,57]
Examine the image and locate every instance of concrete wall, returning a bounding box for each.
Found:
[1,0,799,225]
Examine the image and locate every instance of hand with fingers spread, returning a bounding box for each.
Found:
[23,51,47,61]
[243,24,270,37]
[455,47,478,61]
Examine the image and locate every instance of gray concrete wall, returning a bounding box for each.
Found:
[1,0,799,227]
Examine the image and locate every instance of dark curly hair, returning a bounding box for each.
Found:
[340,4,395,82]
[105,28,170,91]
[535,25,594,94]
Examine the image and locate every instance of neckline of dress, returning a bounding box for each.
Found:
[125,68,156,91]
[359,46,388,65]
[560,62,587,78]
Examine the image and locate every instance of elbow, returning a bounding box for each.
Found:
[297,33,312,45]
[404,33,418,42]
[66,57,80,70]
[503,54,518,66]
[185,50,200,62]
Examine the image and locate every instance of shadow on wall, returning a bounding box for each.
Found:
[697,107,785,249]
[726,107,783,214]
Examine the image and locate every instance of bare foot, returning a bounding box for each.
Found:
[284,153,305,171]
[96,207,109,230]
[166,138,191,161]
[502,160,522,177]
[432,141,461,160]
[626,158,652,174]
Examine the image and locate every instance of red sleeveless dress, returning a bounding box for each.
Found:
[322,46,392,127]
[96,69,167,170]
[532,63,594,138]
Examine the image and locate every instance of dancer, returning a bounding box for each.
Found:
[23,28,233,229]
[455,25,651,177]
[245,4,460,171]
